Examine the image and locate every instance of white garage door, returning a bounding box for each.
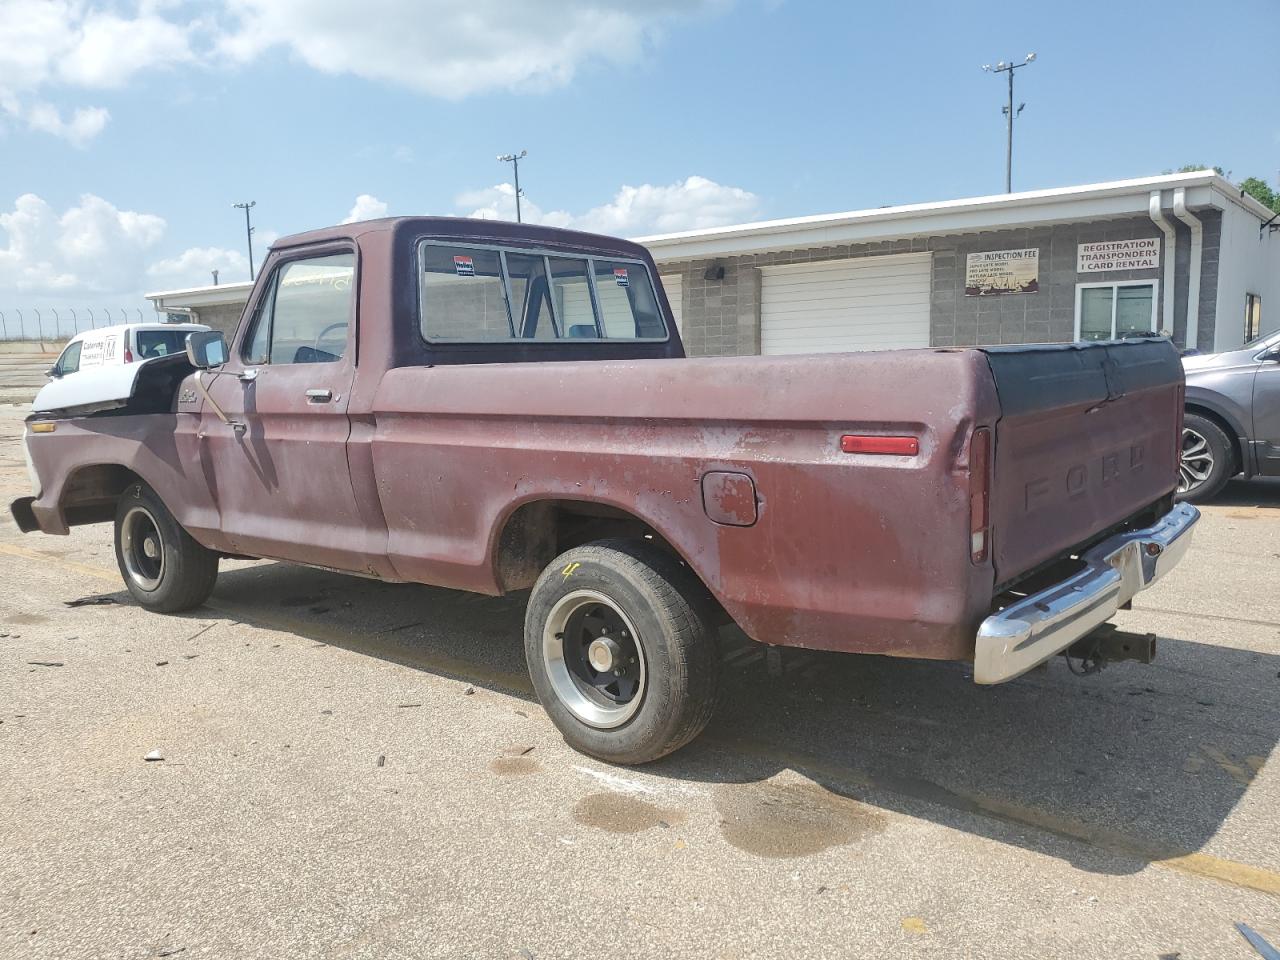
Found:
[760,253,932,355]
[659,273,683,333]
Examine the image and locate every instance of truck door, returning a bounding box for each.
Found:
[199,248,377,571]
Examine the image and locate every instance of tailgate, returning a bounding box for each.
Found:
[983,339,1183,586]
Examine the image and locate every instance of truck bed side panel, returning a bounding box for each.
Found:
[368,351,1000,660]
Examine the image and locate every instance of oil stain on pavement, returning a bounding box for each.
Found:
[714,781,885,858]
[572,792,685,834]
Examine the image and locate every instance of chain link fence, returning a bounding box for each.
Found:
[0,307,156,343]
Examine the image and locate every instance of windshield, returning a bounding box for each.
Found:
[135,329,191,359]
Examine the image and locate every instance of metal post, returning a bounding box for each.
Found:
[15,308,24,341]
[497,151,527,223]
[1005,67,1014,193]
[69,308,78,333]
[0,310,7,341]
[233,201,257,280]
[982,54,1035,193]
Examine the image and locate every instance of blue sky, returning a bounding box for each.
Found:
[1,0,1277,324]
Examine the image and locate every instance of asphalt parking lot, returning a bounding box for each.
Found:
[0,404,1277,960]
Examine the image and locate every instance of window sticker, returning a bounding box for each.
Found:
[613,267,629,287]
[453,255,475,277]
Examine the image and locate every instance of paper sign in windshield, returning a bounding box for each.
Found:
[613,268,629,287]
[453,255,475,277]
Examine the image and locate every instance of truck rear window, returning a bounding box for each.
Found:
[419,241,667,343]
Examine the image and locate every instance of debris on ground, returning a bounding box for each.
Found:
[155,660,169,667]
[397,702,423,708]
[463,686,475,696]
[143,750,164,762]
[64,595,119,607]
[518,746,535,756]
[376,755,386,767]
[26,660,64,667]
[185,624,216,642]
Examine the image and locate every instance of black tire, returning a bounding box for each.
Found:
[1177,413,1234,504]
[113,482,219,612]
[524,539,720,765]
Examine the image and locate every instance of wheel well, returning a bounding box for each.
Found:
[1184,403,1243,475]
[59,464,143,527]
[494,499,681,593]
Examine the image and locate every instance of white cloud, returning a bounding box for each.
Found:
[0,1,727,142]
[147,246,250,290]
[0,0,197,143]
[342,194,390,224]
[216,0,720,98]
[0,193,166,295]
[24,103,111,148]
[458,176,760,236]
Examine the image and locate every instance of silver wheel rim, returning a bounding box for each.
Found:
[541,589,646,729]
[1179,427,1215,494]
[121,505,165,591]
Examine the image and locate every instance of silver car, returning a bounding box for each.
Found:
[1180,331,1280,501]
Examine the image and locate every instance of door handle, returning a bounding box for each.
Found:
[305,388,333,403]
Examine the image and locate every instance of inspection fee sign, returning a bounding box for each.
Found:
[1077,238,1160,273]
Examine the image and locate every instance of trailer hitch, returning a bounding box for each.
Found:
[1061,624,1156,675]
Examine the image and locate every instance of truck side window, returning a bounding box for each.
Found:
[241,253,355,364]
[593,261,666,338]
[420,247,513,341]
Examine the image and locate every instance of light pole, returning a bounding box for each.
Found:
[233,201,257,280]
[496,150,527,223]
[982,53,1036,193]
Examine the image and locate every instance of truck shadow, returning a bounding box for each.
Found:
[1205,476,1280,508]
[190,561,1277,882]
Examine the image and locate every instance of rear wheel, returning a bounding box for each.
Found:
[114,482,219,612]
[524,540,719,765]
[1177,413,1234,503]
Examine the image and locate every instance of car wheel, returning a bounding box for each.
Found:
[1176,413,1233,503]
[524,539,720,765]
[114,482,219,612]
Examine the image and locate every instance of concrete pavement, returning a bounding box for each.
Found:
[0,405,1277,959]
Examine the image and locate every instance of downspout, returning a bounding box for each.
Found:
[1148,191,1177,340]
[1172,187,1203,352]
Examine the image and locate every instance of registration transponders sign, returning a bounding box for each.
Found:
[1077,238,1160,273]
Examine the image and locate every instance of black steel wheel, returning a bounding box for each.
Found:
[525,539,719,764]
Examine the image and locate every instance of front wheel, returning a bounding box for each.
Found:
[114,482,219,612]
[524,540,720,765]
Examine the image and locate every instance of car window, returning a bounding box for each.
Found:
[420,246,512,341]
[418,242,667,343]
[592,260,666,338]
[55,341,82,376]
[241,252,355,365]
[135,329,191,359]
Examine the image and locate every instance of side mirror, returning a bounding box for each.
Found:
[46,367,61,380]
[185,330,229,369]
[1264,348,1280,363]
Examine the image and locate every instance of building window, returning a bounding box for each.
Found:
[1075,281,1157,342]
[1246,293,1262,343]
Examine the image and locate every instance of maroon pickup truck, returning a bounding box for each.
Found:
[11,217,1199,763]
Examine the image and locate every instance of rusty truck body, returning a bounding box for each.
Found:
[11,217,1199,762]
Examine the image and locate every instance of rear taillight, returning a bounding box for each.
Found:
[123,346,134,363]
[969,427,991,564]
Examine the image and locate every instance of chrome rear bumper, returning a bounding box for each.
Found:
[974,501,1200,684]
